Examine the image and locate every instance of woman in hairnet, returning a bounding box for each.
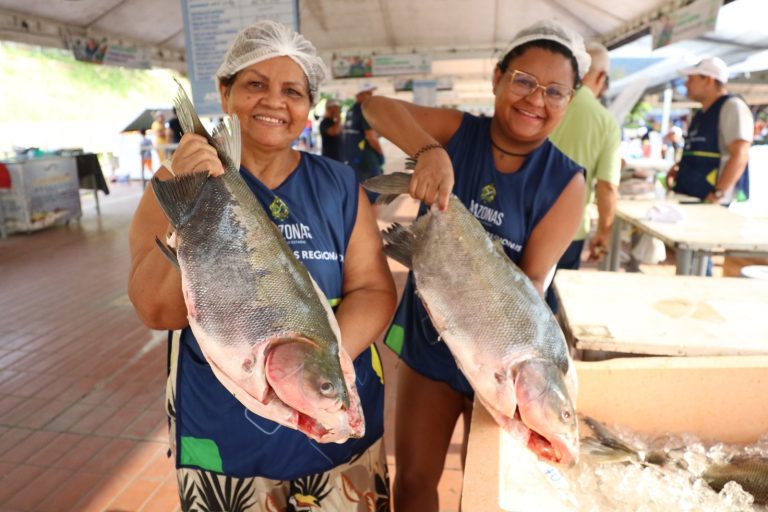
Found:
[362,20,587,510]
[128,21,396,511]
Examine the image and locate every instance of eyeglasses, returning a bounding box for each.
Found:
[505,70,573,109]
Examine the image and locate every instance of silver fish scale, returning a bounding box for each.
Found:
[411,197,569,374]
[177,171,338,353]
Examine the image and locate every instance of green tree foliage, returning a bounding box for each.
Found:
[624,100,653,129]
[0,41,187,123]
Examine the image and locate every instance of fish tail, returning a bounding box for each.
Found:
[172,79,242,170]
[382,223,416,269]
[362,172,412,205]
[151,171,208,229]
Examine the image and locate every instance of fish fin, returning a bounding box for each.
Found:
[212,115,242,170]
[151,171,208,229]
[362,172,412,196]
[173,79,209,138]
[381,223,415,269]
[173,79,242,172]
[154,236,180,270]
[374,194,400,206]
[582,416,642,458]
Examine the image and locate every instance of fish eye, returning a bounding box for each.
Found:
[561,409,573,422]
[319,381,336,397]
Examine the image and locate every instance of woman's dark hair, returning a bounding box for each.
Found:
[497,40,581,89]
[219,73,238,97]
[218,71,315,104]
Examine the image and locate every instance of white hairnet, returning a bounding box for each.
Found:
[499,20,591,79]
[215,20,329,105]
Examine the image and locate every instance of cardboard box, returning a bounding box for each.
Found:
[461,356,768,511]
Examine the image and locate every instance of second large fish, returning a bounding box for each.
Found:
[151,85,364,443]
[365,172,578,465]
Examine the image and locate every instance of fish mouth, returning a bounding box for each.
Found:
[527,430,578,467]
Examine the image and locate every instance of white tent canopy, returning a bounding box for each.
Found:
[0,0,765,105]
[0,0,676,64]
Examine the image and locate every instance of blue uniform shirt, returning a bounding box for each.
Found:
[174,153,385,479]
[384,113,582,397]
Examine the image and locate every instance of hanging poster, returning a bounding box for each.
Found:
[652,0,723,50]
[69,36,151,69]
[180,0,299,116]
[332,53,432,79]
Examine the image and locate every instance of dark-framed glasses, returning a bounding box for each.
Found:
[506,69,573,109]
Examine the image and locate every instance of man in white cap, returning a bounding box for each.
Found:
[666,57,752,204]
[546,42,621,313]
[342,83,385,198]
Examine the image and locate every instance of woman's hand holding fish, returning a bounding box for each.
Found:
[410,147,454,212]
[169,133,225,178]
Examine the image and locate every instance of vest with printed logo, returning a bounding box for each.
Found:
[173,153,385,479]
[675,94,750,201]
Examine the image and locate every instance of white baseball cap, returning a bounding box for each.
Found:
[356,82,378,94]
[499,20,591,79]
[678,57,729,83]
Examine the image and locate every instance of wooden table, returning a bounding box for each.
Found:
[554,270,768,356]
[606,196,768,275]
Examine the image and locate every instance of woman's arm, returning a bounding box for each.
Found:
[128,133,224,330]
[128,170,188,330]
[334,188,398,359]
[518,173,585,295]
[362,96,463,210]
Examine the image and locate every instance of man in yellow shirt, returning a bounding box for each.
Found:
[547,42,621,312]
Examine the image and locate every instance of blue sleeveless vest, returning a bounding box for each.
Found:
[675,94,750,201]
[384,114,582,397]
[174,153,385,479]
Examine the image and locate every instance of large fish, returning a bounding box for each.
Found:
[365,171,578,465]
[151,84,364,443]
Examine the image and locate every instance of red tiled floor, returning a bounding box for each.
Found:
[25,432,84,467]
[35,471,108,512]
[4,466,73,511]
[52,435,112,472]
[0,429,58,464]
[0,464,46,504]
[108,477,166,511]
[140,477,181,512]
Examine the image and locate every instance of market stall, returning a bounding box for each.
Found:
[0,156,81,235]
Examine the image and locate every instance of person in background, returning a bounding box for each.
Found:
[139,129,153,176]
[151,111,171,160]
[320,98,343,161]
[362,20,587,511]
[666,57,752,204]
[663,125,684,162]
[343,83,385,200]
[128,20,396,511]
[546,41,621,314]
[669,57,755,277]
[167,107,183,145]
